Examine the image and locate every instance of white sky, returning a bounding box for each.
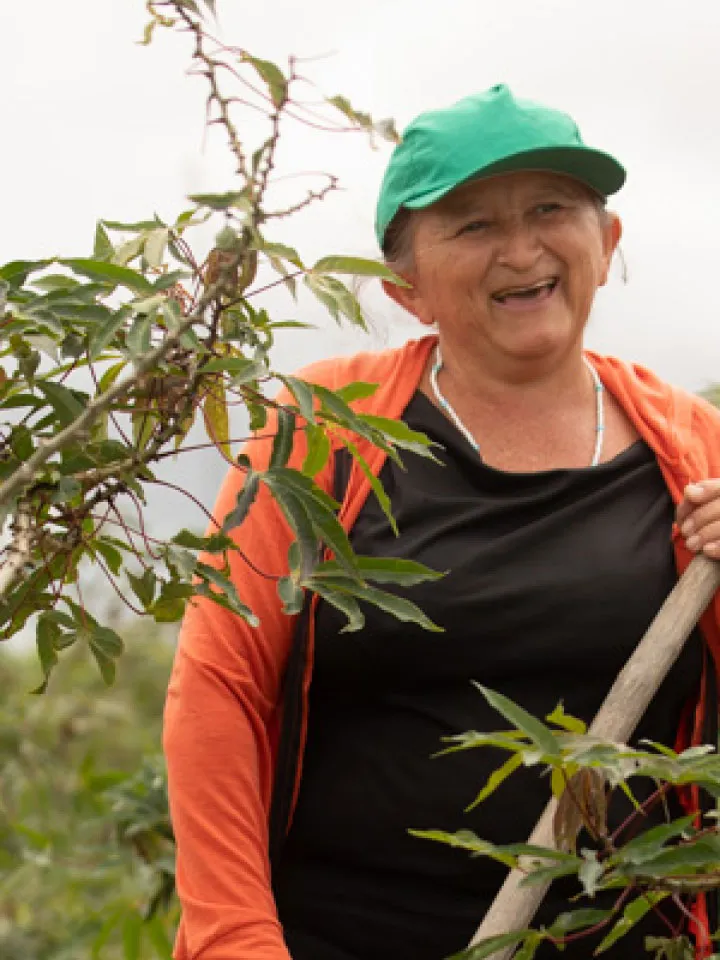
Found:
[2,0,720,548]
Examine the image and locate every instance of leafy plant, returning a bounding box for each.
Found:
[413,686,720,958]
[0,0,438,685]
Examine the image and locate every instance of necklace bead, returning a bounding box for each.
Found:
[429,344,605,467]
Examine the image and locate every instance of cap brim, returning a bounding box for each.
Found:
[404,145,626,212]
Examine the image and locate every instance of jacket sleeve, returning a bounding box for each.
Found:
[164,397,322,960]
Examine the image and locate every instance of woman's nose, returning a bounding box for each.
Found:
[495,223,543,271]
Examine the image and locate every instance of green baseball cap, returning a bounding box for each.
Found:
[375,84,626,247]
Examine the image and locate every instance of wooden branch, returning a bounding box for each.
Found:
[0,501,33,598]
[469,553,720,959]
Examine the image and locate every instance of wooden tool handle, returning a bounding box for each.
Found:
[468,553,720,959]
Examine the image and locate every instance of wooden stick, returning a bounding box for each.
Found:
[468,553,720,959]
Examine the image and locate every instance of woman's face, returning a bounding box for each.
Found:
[386,171,622,372]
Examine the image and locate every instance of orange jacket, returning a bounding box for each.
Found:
[164,335,720,959]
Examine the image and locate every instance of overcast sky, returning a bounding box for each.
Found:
[2,0,720,559]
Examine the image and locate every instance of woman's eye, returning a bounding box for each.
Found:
[535,202,563,215]
[457,219,491,235]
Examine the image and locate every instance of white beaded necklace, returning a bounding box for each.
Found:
[429,344,605,467]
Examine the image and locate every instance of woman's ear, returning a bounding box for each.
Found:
[599,212,623,286]
[381,276,434,326]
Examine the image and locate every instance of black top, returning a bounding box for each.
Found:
[274,391,703,960]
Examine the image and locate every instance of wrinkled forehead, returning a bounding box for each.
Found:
[432,170,599,218]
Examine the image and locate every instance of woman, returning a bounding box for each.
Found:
[164,84,720,959]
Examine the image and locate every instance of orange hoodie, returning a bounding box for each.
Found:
[164,335,720,960]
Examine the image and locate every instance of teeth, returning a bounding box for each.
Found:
[493,279,556,302]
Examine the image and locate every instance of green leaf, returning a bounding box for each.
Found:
[222,472,260,533]
[127,569,157,608]
[548,908,611,937]
[93,539,124,575]
[311,584,365,632]
[144,227,170,269]
[195,563,259,626]
[37,380,86,426]
[282,375,315,423]
[35,615,60,687]
[0,258,53,286]
[145,916,173,959]
[304,273,365,327]
[61,258,153,293]
[334,381,379,404]
[595,894,667,953]
[475,685,560,757]
[302,423,331,477]
[270,408,296,469]
[188,190,250,211]
[151,580,194,622]
[270,486,318,581]
[255,240,303,268]
[619,815,695,866]
[314,556,442,587]
[359,413,436,459]
[122,911,143,960]
[93,222,114,260]
[278,575,305,615]
[341,437,397,534]
[466,752,523,810]
[341,582,442,632]
[88,310,129,360]
[242,54,287,106]
[202,384,231,457]
[546,702,587,734]
[445,931,533,960]
[126,313,152,358]
[312,256,410,286]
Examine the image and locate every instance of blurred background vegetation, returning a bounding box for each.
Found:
[0,624,177,960]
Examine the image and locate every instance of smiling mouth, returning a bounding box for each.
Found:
[491,277,559,304]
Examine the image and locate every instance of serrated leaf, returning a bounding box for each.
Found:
[271,486,318,581]
[222,472,260,533]
[312,256,410,286]
[346,582,442,632]
[311,584,364,632]
[202,384,231,457]
[61,258,153,293]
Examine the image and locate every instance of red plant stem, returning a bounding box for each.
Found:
[610,782,672,845]
[548,885,634,947]
[94,555,147,617]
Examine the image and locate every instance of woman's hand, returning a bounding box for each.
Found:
[677,480,720,558]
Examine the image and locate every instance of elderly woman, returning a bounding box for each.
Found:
[164,85,720,960]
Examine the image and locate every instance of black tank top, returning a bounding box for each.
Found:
[274,390,704,960]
